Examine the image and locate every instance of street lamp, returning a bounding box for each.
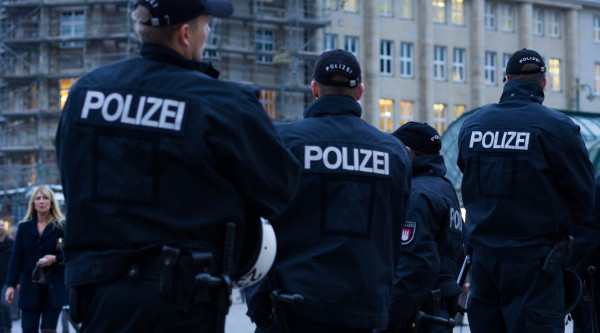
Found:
[574,77,596,112]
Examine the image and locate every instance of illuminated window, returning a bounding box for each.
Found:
[502,53,511,76]
[400,42,413,78]
[434,46,446,81]
[260,90,277,120]
[380,0,393,16]
[499,4,514,32]
[400,100,413,124]
[451,0,464,25]
[594,16,600,42]
[399,0,413,19]
[484,51,496,85]
[433,103,446,134]
[60,78,78,109]
[255,29,274,64]
[453,48,465,83]
[380,40,393,75]
[484,2,495,30]
[533,8,544,36]
[548,58,561,91]
[343,0,357,12]
[324,34,338,51]
[380,99,393,132]
[453,104,465,120]
[548,10,561,38]
[324,0,337,10]
[433,0,446,23]
[345,36,359,59]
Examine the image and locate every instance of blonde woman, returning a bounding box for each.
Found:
[5,185,67,333]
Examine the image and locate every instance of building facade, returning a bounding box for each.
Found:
[1,0,600,223]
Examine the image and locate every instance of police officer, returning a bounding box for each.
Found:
[245,49,413,333]
[55,0,300,332]
[457,48,595,332]
[388,122,465,332]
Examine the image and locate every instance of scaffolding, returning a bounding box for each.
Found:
[0,0,330,223]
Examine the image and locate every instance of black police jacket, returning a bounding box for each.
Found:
[248,95,412,329]
[55,44,301,287]
[457,79,594,261]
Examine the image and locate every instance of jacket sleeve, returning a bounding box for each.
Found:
[6,224,24,287]
[387,191,439,329]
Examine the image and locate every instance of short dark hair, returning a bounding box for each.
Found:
[506,63,545,85]
[315,73,360,96]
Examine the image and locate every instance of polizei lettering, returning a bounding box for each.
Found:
[468,130,530,150]
[304,145,389,175]
[80,90,186,132]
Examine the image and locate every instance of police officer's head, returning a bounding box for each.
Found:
[392,122,441,159]
[504,48,546,87]
[311,49,364,100]
[131,0,233,61]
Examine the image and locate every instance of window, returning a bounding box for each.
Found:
[433,103,446,134]
[380,0,393,17]
[484,51,496,85]
[400,100,414,124]
[595,16,600,42]
[434,46,447,81]
[548,58,561,91]
[453,104,465,120]
[203,19,221,60]
[380,40,393,75]
[499,4,514,32]
[255,29,274,64]
[433,0,446,23]
[260,90,277,120]
[484,2,496,30]
[60,78,78,109]
[548,10,561,38]
[399,0,413,19]
[380,99,393,132]
[452,48,465,83]
[60,11,85,48]
[324,34,338,51]
[345,36,359,59]
[451,0,464,25]
[502,53,511,76]
[343,0,357,12]
[324,0,337,10]
[533,8,544,36]
[595,63,600,94]
[400,42,413,78]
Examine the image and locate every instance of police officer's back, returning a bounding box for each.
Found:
[245,49,413,333]
[55,1,300,332]
[388,122,465,332]
[457,49,594,333]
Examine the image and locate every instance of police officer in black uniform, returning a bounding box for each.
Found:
[457,48,595,332]
[55,1,300,332]
[388,122,465,332]
[245,49,413,333]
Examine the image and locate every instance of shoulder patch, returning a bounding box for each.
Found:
[401,221,416,245]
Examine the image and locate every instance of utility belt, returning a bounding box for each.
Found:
[541,236,573,277]
[69,245,224,323]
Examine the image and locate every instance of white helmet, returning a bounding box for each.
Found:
[233,218,277,288]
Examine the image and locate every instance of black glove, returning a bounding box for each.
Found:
[441,295,459,318]
[245,290,273,327]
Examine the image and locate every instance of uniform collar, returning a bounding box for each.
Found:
[412,154,447,178]
[499,79,545,105]
[303,95,362,119]
[139,43,220,78]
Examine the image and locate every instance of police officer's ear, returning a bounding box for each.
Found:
[311,80,320,98]
[406,146,415,161]
[541,77,547,89]
[354,83,365,101]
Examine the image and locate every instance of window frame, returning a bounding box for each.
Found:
[433,45,447,81]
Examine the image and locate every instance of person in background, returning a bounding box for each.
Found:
[245,49,413,333]
[388,122,465,332]
[0,221,14,333]
[5,185,67,333]
[55,0,300,332]
[457,48,595,332]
